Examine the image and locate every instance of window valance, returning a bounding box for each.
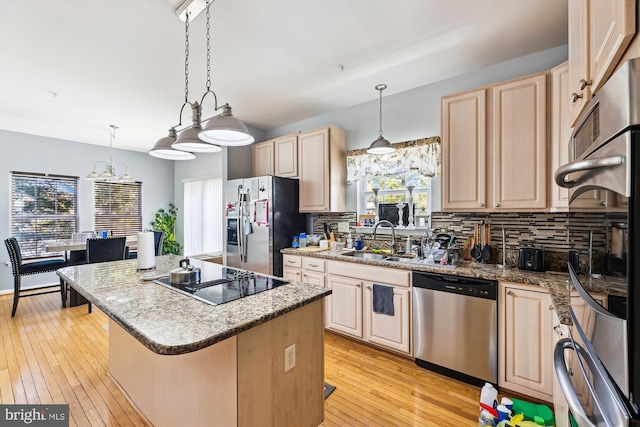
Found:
[346,136,441,184]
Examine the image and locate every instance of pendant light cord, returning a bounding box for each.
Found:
[376,84,387,138]
[184,11,190,104]
[205,1,211,92]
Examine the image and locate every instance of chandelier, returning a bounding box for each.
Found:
[87,125,133,182]
[149,0,254,160]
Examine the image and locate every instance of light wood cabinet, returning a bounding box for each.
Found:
[499,282,554,401]
[274,135,298,177]
[302,257,326,288]
[442,72,548,211]
[441,88,487,210]
[550,61,572,211]
[282,266,301,282]
[251,140,274,176]
[326,260,411,355]
[492,72,548,210]
[568,0,636,126]
[298,126,346,212]
[364,284,410,354]
[326,274,363,338]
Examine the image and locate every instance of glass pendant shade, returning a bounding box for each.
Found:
[150,129,196,160]
[367,136,395,154]
[199,105,254,146]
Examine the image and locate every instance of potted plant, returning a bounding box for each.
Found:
[151,203,181,255]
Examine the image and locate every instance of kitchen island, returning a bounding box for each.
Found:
[56,255,330,427]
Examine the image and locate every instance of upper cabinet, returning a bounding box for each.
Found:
[441,88,487,210]
[492,73,547,210]
[274,135,298,177]
[252,125,346,213]
[298,126,346,213]
[251,140,274,176]
[568,0,636,126]
[442,72,547,212]
[550,61,571,210]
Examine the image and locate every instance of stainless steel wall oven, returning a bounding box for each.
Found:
[554,58,639,426]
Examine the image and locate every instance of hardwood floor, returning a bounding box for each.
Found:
[0,292,481,426]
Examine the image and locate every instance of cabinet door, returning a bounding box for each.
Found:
[568,0,591,127]
[492,73,547,210]
[326,275,362,338]
[363,284,410,354]
[303,271,325,288]
[274,135,298,177]
[500,284,553,400]
[550,62,571,210]
[441,89,487,210]
[298,128,330,212]
[252,141,274,177]
[282,266,301,283]
[588,0,636,93]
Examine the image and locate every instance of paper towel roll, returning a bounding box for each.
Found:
[137,231,156,270]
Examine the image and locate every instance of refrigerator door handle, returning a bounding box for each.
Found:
[242,188,251,262]
[237,185,244,263]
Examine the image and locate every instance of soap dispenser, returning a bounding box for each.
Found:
[346,233,353,249]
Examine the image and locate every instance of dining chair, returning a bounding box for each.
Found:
[153,231,165,256]
[66,237,127,314]
[4,237,67,317]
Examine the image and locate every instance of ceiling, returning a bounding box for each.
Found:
[0,0,568,153]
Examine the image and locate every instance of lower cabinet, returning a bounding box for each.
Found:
[326,260,411,355]
[499,282,554,401]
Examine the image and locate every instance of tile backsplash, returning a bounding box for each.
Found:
[312,211,624,272]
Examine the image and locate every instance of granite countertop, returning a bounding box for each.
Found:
[56,255,330,355]
[282,248,622,325]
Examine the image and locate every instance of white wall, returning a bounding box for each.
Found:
[0,130,174,293]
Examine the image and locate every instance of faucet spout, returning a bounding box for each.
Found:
[373,220,396,255]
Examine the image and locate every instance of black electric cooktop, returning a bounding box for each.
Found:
[154,267,289,306]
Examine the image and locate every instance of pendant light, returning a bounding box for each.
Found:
[170,9,220,154]
[149,128,196,160]
[367,84,394,155]
[198,0,254,147]
[87,125,134,182]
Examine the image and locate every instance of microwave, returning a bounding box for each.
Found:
[378,203,414,227]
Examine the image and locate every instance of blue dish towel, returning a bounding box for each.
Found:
[372,284,394,316]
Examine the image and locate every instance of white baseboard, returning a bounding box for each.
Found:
[0,281,60,296]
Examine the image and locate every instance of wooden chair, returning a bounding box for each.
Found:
[4,237,66,317]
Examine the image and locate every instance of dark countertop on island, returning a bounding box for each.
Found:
[56,255,330,355]
[282,248,623,325]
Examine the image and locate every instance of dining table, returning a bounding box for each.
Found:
[45,235,138,262]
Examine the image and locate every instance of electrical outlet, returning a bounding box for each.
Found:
[338,222,350,232]
[284,344,296,372]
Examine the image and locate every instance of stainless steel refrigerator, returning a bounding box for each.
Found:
[224,175,308,277]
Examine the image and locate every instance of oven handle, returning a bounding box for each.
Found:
[554,338,598,427]
[554,155,624,188]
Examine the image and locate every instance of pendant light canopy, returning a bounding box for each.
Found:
[367,84,394,155]
[150,0,253,159]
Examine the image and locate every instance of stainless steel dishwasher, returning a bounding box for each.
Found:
[412,271,497,387]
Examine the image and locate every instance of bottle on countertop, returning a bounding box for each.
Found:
[346,233,353,249]
[354,235,363,250]
[299,233,307,248]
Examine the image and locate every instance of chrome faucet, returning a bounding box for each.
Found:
[373,220,396,255]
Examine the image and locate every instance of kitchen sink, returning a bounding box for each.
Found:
[341,252,388,260]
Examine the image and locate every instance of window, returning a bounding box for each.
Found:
[11,171,79,259]
[183,178,223,256]
[94,181,142,236]
[359,175,431,215]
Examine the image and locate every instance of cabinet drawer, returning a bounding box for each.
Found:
[283,255,302,269]
[302,257,325,273]
[328,261,410,287]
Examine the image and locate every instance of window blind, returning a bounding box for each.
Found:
[94,181,142,237]
[10,171,79,259]
[184,178,223,256]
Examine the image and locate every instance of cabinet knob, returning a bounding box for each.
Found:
[569,368,574,376]
[571,92,583,103]
[357,283,361,288]
[366,286,372,290]
[578,79,592,91]
[553,325,563,335]
[600,201,607,207]
[479,203,485,207]
[495,203,500,208]
[549,305,554,311]
[507,290,514,296]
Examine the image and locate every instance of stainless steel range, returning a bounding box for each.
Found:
[155,267,289,306]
